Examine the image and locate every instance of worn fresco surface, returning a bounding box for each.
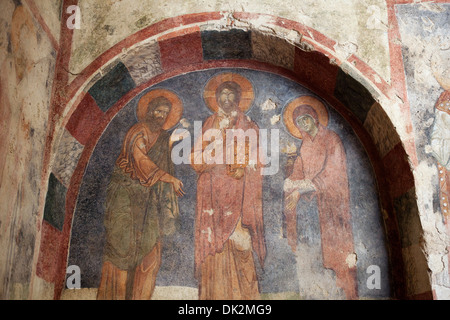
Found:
[1,0,446,301]
[0,1,56,299]
[65,68,390,299]
[70,0,390,82]
[397,3,450,298]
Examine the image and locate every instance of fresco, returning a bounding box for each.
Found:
[96,89,184,300]
[67,68,390,299]
[396,4,450,296]
[283,96,357,299]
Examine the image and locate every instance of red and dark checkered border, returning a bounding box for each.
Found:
[33,5,436,300]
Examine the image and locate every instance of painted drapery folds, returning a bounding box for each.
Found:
[430,49,450,218]
[431,91,450,217]
[2,0,447,301]
[97,89,184,299]
[67,69,389,300]
[283,98,357,299]
[191,73,265,299]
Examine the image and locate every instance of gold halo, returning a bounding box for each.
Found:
[283,96,329,139]
[203,72,254,113]
[136,89,183,130]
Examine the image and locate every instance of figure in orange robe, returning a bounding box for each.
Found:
[191,81,266,300]
[97,95,184,300]
[283,104,358,300]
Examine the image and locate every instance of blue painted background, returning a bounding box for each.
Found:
[67,68,390,298]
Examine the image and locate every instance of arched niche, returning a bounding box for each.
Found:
[35,14,431,300]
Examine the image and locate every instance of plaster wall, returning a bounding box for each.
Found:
[0,0,448,300]
[0,0,56,299]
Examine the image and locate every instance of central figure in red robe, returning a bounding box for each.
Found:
[191,79,266,300]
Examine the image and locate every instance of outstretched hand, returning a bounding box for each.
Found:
[171,177,185,197]
[161,174,185,197]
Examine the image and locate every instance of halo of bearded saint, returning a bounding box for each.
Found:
[136,89,183,130]
[283,95,329,139]
[203,72,254,113]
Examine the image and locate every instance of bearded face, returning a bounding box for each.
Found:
[218,88,238,114]
[215,81,242,115]
[145,104,171,130]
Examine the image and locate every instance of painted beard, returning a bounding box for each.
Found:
[146,114,166,130]
[220,101,237,114]
[154,115,166,126]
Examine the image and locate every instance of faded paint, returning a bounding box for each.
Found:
[64,69,390,300]
[69,0,390,81]
[0,1,55,299]
[0,0,447,301]
[397,3,450,299]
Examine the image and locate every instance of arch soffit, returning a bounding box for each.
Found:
[48,13,421,299]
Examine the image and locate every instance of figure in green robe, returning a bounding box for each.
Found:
[97,93,185,300]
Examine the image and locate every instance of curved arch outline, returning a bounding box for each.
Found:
[36,12,425,300]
